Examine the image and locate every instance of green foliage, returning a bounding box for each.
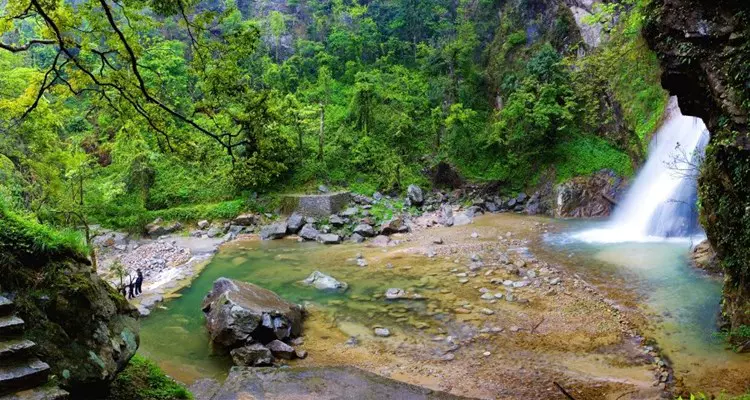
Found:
[0,198,89,262]
[107,355,191,400]
[554,136,634,183]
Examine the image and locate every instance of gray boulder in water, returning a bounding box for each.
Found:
[260,222,288,240]
[301,271,348,291]
[201,278,303,352]
[286,213,305,234]
[298,224,320,241]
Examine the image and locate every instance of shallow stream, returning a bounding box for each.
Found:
[139,216,750,394]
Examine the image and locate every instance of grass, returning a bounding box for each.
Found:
[107,355,191,400]
[0,198,89,259]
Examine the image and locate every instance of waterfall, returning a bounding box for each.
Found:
[575,99,709,243]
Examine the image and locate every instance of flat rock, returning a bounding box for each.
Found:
[265,340,295,360]
[301,271,348,292]
[317,234,341,245]
[209,366,466,399]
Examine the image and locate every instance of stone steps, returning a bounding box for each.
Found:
[0,386,68,400]
[0,318,24,339]
[0,359,50,396]
[0,299,12,318]
[0,341,36,365]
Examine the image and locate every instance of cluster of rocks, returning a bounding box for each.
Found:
[257,207,410,245]
[114,240,190,278]
[258,184,547,245]
[144,218,182,237]
[190,213,258,241]
[202,278,307,367]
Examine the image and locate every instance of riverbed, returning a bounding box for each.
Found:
[138,214,750,398]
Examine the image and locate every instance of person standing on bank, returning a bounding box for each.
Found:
[135,269,144,296]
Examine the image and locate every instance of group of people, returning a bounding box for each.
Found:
[119,269,145,299]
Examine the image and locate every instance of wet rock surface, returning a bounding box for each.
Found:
[204,366,466,400]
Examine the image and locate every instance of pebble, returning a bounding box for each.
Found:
[471,232,479,238]
[433,238,444,244]
[441,353,455,361]
[480,308,495,315]
[374,328,391,337]
[483,351,491,357]
[494,293,504,299]
[510,326,520,332]
[458,278,469,284]
[480,293,494,300]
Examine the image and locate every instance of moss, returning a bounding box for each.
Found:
[106,355,192,400]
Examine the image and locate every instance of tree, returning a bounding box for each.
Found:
[269,11,286,62]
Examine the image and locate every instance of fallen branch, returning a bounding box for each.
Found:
[553,381,577,400]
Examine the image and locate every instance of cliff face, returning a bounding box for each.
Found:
[0,210,140,395]
[644,0,750,335]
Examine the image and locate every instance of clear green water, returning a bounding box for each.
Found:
[540,221,747,379]
[139,239,451,383]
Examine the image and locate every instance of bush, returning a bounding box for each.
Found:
[107,355,191,400]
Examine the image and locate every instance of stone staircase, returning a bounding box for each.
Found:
[0,296,68,400]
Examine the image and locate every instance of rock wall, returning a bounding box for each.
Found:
[554,169,625,218]
[0,210,140,396]
[644,0,750,335]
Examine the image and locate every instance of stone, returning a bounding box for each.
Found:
[286,213,305,234]
[555,170,624,218]
[210,366,463,399]
[317,234,341,245]
[516,192,528,203]
[318,185,329,193]
[282,192,351,218]
[207,227,223,238]
[202,278,303,351]
[480,308,494,315]
[295,349,308,359]
[230,343,273,366]
[298,224,320,241]
[480,293,494,301]
[145,221,181,237]
[370,235,391,247]
[464,206,483,218]
[485,202,499,213]
[353,223,375,237]
[260,222,288,240]
[356,258,368,267]
[385,288,405,300]
[233,214,257,226]
[433,238,444,245]
[380,217,408,235]
[266,340,296,360]
[302,271,348,291]
[374,328,391,337]
[452,213,472,226]
[407,184,424,206]
[512,280,530,288]
[350,233,365,243]
[340,207,359,217]
[329,215,346,227]
[198,220,210,229]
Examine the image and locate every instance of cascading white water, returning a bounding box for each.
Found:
[576,99,710,243]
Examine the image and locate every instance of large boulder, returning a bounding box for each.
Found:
[555,169,625,218]
[298,224,320,241]
[286,213,304,234]
[145,221,181,237]
[353,223,375,237]
[407,184,424,206]
[201,278,303,352]
[232,214,257,226]
[379,217,408,235]
[301,271,348,292]
[260,222,288,240]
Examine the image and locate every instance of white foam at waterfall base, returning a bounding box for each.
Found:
[574,103,709,244]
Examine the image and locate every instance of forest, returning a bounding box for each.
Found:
[0,0,665,231]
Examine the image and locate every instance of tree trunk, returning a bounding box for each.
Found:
[318,103,325,161]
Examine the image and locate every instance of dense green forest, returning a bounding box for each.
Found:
[0,0,665,232]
